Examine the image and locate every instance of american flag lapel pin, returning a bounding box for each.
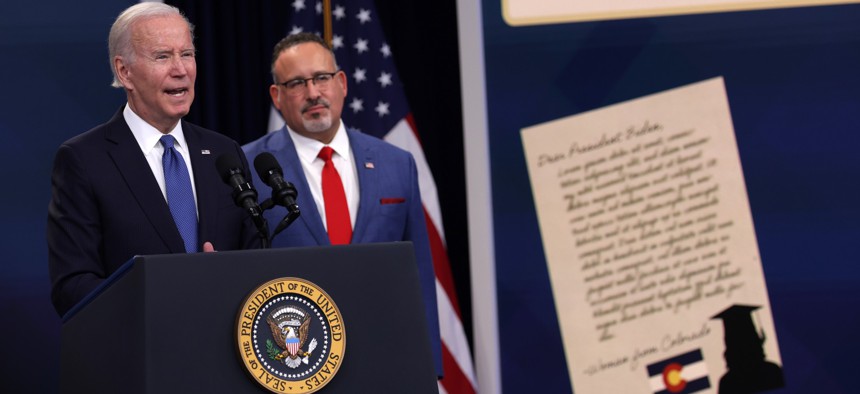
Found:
[365,162,375,169]
[201,149,210,155]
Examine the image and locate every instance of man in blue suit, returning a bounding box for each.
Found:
[47,3,259,317]
[242,33,442,376]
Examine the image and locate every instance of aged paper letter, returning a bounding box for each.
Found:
[522,77,782,393]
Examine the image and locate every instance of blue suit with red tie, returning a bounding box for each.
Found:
[242,126,442,376]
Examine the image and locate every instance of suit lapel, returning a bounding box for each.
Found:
[275,131,330,245]
[350,130,378,243]
[184,122,216,248]
[104,111,186,253]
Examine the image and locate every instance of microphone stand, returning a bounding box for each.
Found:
[256,217,271,249]
[259,199,300,245]
[233,184,269,249]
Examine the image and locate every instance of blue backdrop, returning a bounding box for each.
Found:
[0,1,134,392]
[482,2,860,393]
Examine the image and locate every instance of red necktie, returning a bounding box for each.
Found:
[318,146,352,244]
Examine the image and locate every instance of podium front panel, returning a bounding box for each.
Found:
[60,243,438,393]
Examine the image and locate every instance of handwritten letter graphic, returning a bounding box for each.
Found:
[521,77,782,393]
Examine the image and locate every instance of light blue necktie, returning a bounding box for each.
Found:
[160,135,198,253]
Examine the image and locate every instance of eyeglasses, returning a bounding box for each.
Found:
[276,72,339,96]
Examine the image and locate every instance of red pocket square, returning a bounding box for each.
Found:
[380,197,406,205]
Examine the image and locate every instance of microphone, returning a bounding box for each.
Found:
[253,152,301,236]
[215,153,268,246]
[254,153,300,211]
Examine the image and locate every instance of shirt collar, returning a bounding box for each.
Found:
[123,103,188,153]
[287,121,350,164]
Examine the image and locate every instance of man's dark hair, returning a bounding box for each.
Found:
[270,32,337,83]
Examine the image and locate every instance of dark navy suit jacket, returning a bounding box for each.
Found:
[48,108,259,316]
[242,127,443,376]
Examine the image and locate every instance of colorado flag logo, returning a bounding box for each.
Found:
[646,349,711,394]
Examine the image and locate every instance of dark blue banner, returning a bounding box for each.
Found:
[478,2,860,393]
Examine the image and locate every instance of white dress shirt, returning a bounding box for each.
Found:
[123,103,199,217]
[286,121,359,230]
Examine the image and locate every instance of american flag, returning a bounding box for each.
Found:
[269,1,477,392]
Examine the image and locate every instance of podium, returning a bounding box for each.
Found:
[60,242,438,393]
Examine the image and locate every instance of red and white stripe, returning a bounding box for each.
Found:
[385,116,477,394]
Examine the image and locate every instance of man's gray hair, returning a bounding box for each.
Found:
[108,2,194,88]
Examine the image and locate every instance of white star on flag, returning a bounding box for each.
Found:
[353,68,366,83]
[349,98,364,113]
[332,35,344,49]
[377,72,392,88]
[380,43,391,58]
[356,8,371,24]
[315,1,322,14]
[333,5,346,20]
[289,25,303,35]
[374,101,390,117]
[292,0,306,12]
[353,38,369,54]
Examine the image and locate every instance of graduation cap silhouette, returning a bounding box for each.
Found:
[711,304,784,394]
[712,304,765,349]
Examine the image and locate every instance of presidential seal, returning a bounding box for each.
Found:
[236,278,345,393]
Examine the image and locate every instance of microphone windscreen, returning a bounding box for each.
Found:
[215,153,243,183]
[253,152,283,185]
